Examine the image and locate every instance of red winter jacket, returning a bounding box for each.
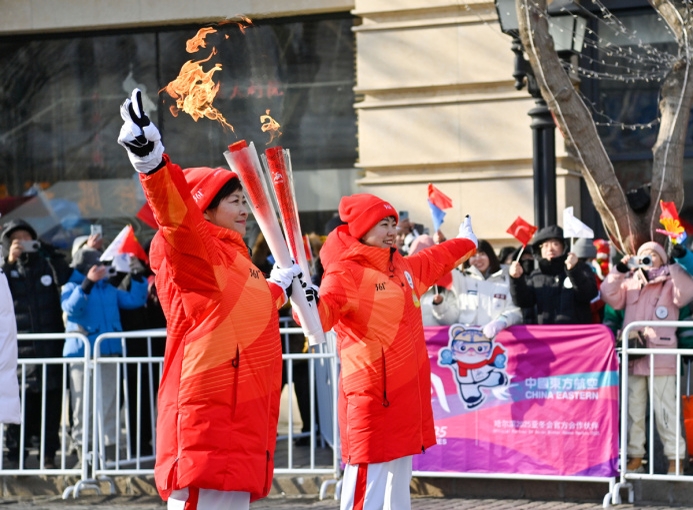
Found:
[141,155,285,502]
[317,226,476,464]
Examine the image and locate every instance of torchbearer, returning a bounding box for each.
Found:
[301,193,478,510]
[117,89,300,510]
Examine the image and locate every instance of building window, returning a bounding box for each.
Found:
[0,14,355,251]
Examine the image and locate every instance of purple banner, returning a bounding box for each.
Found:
[414,324,618,477]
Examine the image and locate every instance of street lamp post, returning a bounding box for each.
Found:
[494,0,586,229]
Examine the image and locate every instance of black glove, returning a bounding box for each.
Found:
[671,243,687,260]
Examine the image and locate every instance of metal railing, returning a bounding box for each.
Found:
[606,320,693,507]
[0,333,91,482]
[62,327,339,498]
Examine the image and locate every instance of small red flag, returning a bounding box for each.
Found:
[136,202,158,230]
[120,225,149,264]
[506,216,538,247]
[427,183,453,210]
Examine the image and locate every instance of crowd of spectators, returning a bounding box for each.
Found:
[3,208,693,476]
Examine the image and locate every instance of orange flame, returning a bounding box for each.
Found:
[163,17,254,132]
[163,47,234,131]
[219,15,253,34]
[260,110,282,144]
[186,27,217,53]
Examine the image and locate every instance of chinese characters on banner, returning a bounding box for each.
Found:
[416,324,619,477]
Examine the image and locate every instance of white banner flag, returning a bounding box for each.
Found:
[563,206,594,239]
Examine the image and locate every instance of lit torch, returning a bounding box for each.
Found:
[261,147,313,286]
[223,141,325,345]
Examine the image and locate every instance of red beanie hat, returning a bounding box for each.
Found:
[338,193,399,240]
[183,167,238,212]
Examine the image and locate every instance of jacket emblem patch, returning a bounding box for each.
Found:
[404,271,414,289]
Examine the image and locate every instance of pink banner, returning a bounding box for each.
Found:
[414,324,618,477]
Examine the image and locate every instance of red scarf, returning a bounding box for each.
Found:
[455,345,505,377]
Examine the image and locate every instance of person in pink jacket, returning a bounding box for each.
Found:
[601,241,693,475]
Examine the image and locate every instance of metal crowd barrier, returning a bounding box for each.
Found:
[57,327,340,498]
[606,320,693,507]
[0,333,91,481]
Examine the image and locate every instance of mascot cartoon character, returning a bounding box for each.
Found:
[438,324,508,409]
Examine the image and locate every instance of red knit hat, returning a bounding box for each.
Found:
[338,193,399,240]
[183,167,239,212]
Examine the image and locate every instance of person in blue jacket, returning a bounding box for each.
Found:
[61,246,147,464]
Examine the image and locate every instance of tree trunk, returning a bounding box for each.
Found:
[516,0,692,253]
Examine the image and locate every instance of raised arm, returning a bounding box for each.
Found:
[118,88,223,294]
[406,216,478,293]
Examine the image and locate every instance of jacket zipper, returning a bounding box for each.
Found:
[231,346,240,419]
[381,348,389,407]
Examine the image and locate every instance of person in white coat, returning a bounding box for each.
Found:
[0,266,21,432]
[432,240,522,337]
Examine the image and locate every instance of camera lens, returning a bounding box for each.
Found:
[641,255,652,265]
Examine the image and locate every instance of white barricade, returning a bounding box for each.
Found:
[0,333,91,482]
[65,329,166,498]
[61,326,340,499]
[607,320,693,507]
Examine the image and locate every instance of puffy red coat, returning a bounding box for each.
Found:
[141,155,285,502]
[317,226,476,464]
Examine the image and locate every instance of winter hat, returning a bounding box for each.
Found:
[183,167,238,212]
[338,194,398,241]
[531,225,565,251]
[1,219,37,242]
[409,234,435,256]
[637,241,667,264]
[572,237,597,259]
[71,247,102,274]
[71,235,90,257]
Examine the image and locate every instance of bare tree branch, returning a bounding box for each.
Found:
[517,0,640,252]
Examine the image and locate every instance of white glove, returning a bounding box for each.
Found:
[304,283,319,304]
[457,215,478,247]
[268,262,302,291]
[118,88,165,173]
[482,318,507,339]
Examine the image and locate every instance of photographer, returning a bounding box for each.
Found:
[601,241,693,475]
[0,219,72,469]
[61,246,147,465]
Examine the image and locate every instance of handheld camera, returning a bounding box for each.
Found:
[627,255,653,270]
[19,240,40,253]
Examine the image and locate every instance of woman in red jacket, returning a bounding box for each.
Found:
[118,90,299,510]
[314,194,477,510]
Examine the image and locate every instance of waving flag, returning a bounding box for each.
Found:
[428,183,453,231]
[506,216,537,247]
[657,200,687,244]
[563,207,594,239]
[100,225,149,264]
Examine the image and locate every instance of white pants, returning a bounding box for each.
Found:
[70,362,119,447]
[628,374,687,460]
[167,488,250,510]
[340,456,412,510]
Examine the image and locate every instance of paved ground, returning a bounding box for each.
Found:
[1,495,693,509]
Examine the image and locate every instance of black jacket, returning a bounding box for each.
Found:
[1,246,73,390]
[509,254,598,325]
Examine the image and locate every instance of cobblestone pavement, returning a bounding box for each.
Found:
[2,496,693,509]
